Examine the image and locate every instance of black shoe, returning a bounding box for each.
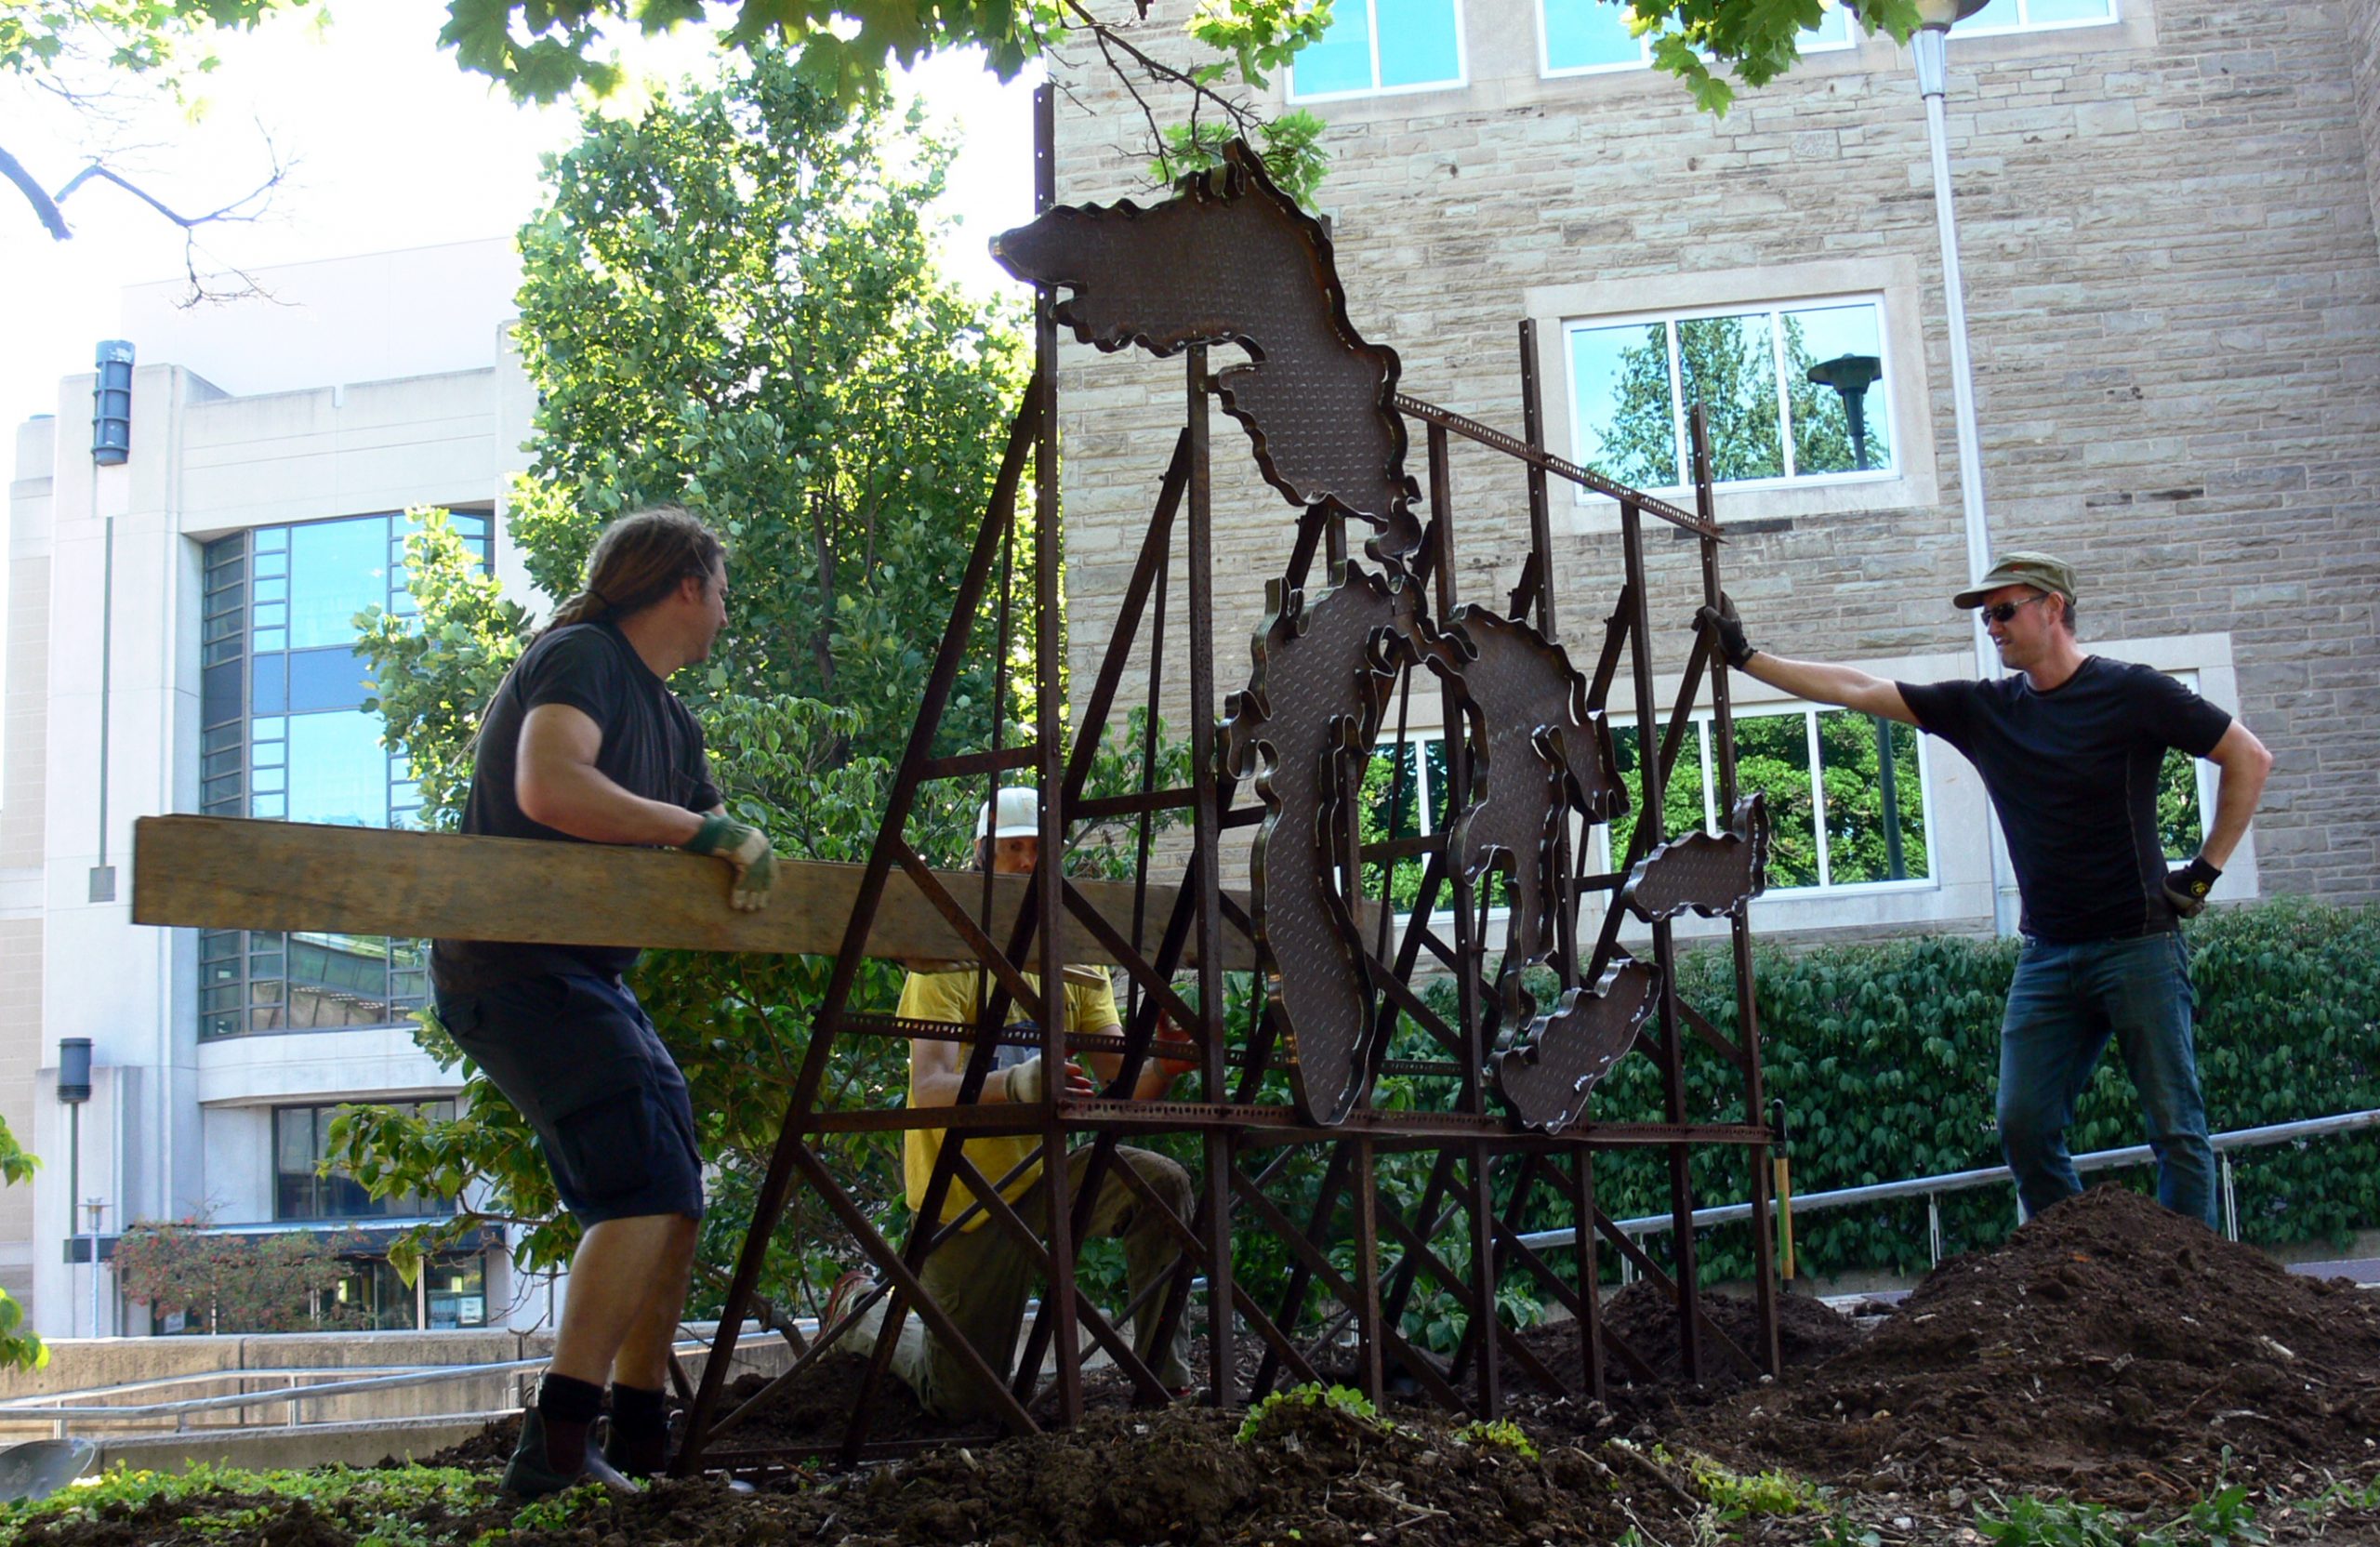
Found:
[502,1408,641,1500]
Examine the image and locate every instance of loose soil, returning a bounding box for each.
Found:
[27,1185,2380,1545]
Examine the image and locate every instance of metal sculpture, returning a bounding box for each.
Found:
[1492,955,1661,1134]
[1223,564,1428,1125]
[991,141,1423,562]
[1622,793,1774,922]
[663,102,1784,1474]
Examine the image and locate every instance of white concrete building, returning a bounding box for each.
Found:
[3,240,549,1337]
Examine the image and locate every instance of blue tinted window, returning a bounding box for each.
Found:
[1543,0,1642,71]
[253,654,288,715]
[1375,0,1461,87]
[1294,2,1377,97]
[288,647,373,713]
[289,516,392,649]
[286,712,390,828]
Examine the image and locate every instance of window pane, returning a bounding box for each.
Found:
[288,646,374,713]
[2156,747,2203,861]
[1375,0,1460,87]
[1677,312,1783,483]
[1604,722,1712,876]
[1542,0,1641,70]
[288,517,392,649]
[1818,710,1929,882]
[427,1254,487,1329]
[1294,1,1376,96]
[1784,303,1891,476]
[274,1109,317,1220]
[1571,322,1680,489]
[1422,736,1453,832]
[1728,714,1818,887]
[2022,0,2111,22]
[1801,6,1850,46]
[252,654,287,715]
[286,712,391,827]
[1362,740,1431,919]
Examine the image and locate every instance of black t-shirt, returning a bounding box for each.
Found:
[430,621,721,992]
[1897,656,2231,944]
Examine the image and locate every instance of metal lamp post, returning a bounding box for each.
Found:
[1911,0,2021,933]
[56,1040,91,1339]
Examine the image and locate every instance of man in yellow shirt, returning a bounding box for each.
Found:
[838,789,1195,1421]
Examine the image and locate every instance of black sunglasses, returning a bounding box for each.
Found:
[1978,593,2052,625]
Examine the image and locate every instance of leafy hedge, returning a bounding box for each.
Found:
[1576,897,2380,1285]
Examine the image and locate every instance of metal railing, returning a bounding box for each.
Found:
[1519,1107,2380,1278]
[0,1328,760,1440]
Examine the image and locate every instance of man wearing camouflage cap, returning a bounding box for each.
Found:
[1699,553,2271,1228]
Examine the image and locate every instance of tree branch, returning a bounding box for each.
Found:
[0,142,73,240]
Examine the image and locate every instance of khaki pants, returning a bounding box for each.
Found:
[855,1144,1195,1421]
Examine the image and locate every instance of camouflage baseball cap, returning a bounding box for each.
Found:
[1952,551,2078,612]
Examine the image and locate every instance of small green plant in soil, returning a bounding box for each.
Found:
[1234,1382,1386,1444]
[1450,1418,1539,1460]
[1977,1488,2269,1547]
[1686,1455,1819,1519]
[0,1462,519,1547]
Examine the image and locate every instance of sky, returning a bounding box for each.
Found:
[0,4,1041,784]
[0,2,1042,431]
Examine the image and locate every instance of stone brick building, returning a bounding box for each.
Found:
[1040,0,2380,941]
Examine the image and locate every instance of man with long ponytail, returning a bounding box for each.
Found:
[430,506,774,1496]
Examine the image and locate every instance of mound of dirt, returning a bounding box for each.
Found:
[1695,1185,2380,1502]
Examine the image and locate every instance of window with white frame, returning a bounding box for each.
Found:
[1567,297,1896,495]
[1355,699,1934,917]
[1289,0,1464,100]
[1603,705,1935,893]
[1540,0,1850,76]
[1960,0,2116,36]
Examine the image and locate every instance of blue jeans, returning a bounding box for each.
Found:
[1996,932,2215,1228]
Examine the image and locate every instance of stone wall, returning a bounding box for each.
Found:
[2352,0,2380,252]
[1039,0,2380,914]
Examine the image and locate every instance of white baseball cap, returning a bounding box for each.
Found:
[977,787,1039,840]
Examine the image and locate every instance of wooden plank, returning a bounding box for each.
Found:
[130,816,1265,970]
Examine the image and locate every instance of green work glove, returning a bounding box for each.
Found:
[684,814,776,912]
[2164,855,2220,919]
[1694,595,1756,670]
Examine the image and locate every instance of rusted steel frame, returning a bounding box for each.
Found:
[1361,832,1437,863]
[1056,431,1191,813]
[1368,1183,1562,1402]
[1107,1155,1326,1392]
[923,746,1041,781]
[674,378,1044,1477]
[1028,85,1088,1430]
[1591,1206,1757,1378]
[1617,497,1703,1386]
[1572,1153,1608,1398]
[1678,998,1751,1073]
[790,1144,1040,1444]
[827,1011,1217,1069]
[1185,345,1236,1404]
[1227,1167,1466,1411]
[705,1276,891,1446]
[1059,880,1205,1055]
[798,1100,1770,1149]
[890,840,1051,1025]
[1283,498,1332,595]
[924,1148,1171,1408]
[1690,406,1782,1381]
[1446,1151,1547,1389]
[1422,423,1502,1418]
[1390,392,1715,536]
[1129,541,1170,1039]
[1361,950,1464,1061]
[1073,788,1195,821]
[1351,1140,1387,1406]
[1515,320,1581,990]
[1250,1139,1358,1401]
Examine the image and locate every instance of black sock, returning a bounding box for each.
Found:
[536,1373,604,1473]
[607,1383,670,1476]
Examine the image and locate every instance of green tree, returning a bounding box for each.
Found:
[112,1216,370,1335]
[0,1117,41,1368]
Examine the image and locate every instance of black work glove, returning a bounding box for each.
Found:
[2164,855,2221,919]
[1694,595,1756,670]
